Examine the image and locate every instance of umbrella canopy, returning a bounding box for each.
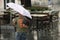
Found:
[6,3,32,19]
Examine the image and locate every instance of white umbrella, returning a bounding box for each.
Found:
[6,3,32,19]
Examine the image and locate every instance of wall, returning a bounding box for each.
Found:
[0,0,4,9]
[31,0,48,6]
[0,0,4,15]
[15,0,21,4]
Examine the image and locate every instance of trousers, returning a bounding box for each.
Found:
[16,32,27,40]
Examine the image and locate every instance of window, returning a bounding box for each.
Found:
[21,0,31,7]
[11,0,15,3]
[4,0,15,9]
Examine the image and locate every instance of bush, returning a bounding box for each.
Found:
[26,6,50,11]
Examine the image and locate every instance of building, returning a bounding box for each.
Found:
[0,0,51,10]
[0,0,21,9]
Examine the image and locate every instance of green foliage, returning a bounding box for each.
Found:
[26,6,51,11]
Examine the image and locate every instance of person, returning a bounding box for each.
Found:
[12,13,29,40]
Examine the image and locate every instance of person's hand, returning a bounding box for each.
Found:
[23,24,28,28]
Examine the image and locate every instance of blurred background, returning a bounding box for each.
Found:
[0,0,60,40]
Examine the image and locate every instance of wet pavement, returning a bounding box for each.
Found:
[0,25,15,40]
[0,23,60,40]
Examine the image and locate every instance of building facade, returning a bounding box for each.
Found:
[0,0,21,9]
[0,0,50,10]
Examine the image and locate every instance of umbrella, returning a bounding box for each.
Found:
[6,3,32,19]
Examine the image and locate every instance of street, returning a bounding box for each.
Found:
[0,23,60,40]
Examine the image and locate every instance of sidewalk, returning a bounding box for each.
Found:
[1,25,15,40]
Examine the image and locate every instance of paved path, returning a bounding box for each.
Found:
[1,24,60,40]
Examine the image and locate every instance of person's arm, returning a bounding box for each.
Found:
[12,18,16,26]
[12,18,17,32]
